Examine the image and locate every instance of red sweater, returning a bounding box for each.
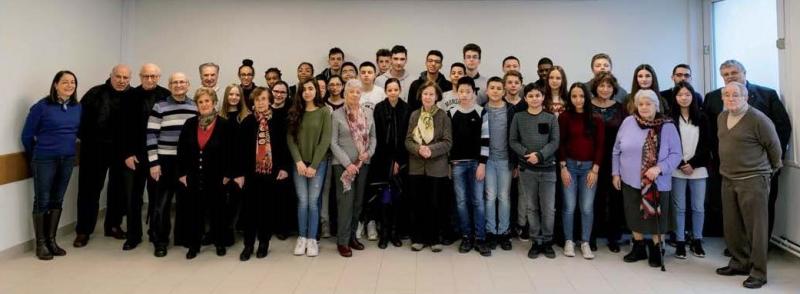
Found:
[558,111,605,165]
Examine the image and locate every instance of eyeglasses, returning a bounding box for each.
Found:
[141,74,160,79]
[170,80,188,85]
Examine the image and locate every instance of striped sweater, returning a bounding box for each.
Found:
[146,96,197,166]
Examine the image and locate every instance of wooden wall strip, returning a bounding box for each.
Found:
[0,143,80,185]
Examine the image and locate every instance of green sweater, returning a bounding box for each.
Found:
[718,107,782,179]
[288,107,332,169]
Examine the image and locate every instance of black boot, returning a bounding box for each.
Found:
[647,241,663,268]
[33,213,53,260]
[45,209,66,256]
[623,240,648,263]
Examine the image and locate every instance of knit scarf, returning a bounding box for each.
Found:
[341,105,369,191]
[413,106,438,145]
[255,110,273,175]
[198,110,218,130]
[635,113,667,220]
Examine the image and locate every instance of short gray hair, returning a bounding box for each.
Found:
[724,81,749,97]
[634,89,660,111]
[344,79,362,94]
[719,59,746,73]
[198,62,220,74]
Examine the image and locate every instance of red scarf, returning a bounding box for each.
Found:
[255,110,273,174]
[635,113,667,220]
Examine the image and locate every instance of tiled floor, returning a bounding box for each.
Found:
[1,230,799,294]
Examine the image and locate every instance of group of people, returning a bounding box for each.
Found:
[21,43,789,289]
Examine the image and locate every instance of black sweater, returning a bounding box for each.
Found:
[448,107,484,162]
[370,99,411,183]
[407,71,452,111]
[177,116,235,186]
[122,85,170,162]
[79,79,131,148]
[234,113,292,178]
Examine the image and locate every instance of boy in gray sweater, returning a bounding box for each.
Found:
[510,83,559,259]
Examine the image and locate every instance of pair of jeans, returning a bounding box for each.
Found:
[671,177,706,241]
[452,160,486,240]
[561,159,597,242]
[519,168,556,244]
[484,159,511,235]
[31,154,76,214]
[293,160,328,239]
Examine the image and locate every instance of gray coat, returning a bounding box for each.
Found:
[330,106,377,166]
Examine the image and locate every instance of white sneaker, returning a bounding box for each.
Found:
[564,240,576,257]
[581,242,595,260]
[356,222,365,239]
[367,221,378,241]
[293,237,307,256]
[306,239,319,257]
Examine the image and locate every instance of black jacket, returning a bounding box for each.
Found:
[407,71,452,111]
[370,99,411,183]
[672,112,711,169]
[121,85,170,162]
[79,79,131,147]
[177,116,235,188]
[234,113,292,178]
[704,81,792,157]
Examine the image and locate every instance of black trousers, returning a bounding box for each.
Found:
[242,174,277,246]
[591,167,626,244]
[768,171,780,238]
[273,175,298,236]
[219,182,242,246]
[75,141,125,235]
[121,157,147,242]
[181,174,225,249]
[148,156,182,247]
[409,175,447,245]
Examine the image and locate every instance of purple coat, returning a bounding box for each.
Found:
[612,116,682,191]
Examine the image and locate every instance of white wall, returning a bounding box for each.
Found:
[128,0,701,95]
[0,0,123,252]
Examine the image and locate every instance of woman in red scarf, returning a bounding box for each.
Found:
[236,87,291,261]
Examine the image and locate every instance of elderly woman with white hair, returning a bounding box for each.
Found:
[611,89,682,268]
[330,79,377,257]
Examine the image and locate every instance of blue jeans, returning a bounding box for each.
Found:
[293,160,328,239]
[561,159,597,242]
[452,160,486,240]
[31,154,76,214]
[484,159,511,235]
[672,177,706,241]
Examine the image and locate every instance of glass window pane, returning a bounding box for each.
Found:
[713,0,778,90]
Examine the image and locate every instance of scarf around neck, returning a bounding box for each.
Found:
[341,105,370,191]
[413,106,439,145]
[635,113,668,219]
[198,111,218,130]
[255,110,273,175]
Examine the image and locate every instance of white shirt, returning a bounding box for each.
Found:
[375,70,413,101]
[360,85,385,111]
[437,90,460,112]
[672,117,708,179]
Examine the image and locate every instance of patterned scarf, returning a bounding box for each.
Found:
[255,110,273,175]
[198,110,218,130]
[341,105,370,191]
[413,106,438,144]
[635,113,667,220]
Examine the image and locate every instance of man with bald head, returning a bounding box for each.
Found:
[118,63,171,250]
[715,82,781,289]
[74,64,133,248]
[146,72,197,257]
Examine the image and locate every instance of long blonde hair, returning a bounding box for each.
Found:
[219,83,250,122]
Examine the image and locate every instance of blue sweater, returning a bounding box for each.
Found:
[21,97,81,156]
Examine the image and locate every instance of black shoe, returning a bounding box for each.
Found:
[675,241,686,259]
[589,240,598,252]
[441,237,455,246]
[378,238,389,249]
[154,246,167,258]
[624,240,648,263]
[723,248,732,257]
[123,240,140,251]
[499,234,512,251]
[647,242,663,268]
[608,240,620,253]
[486,234,497,250]
[743,276,767,289]
[256,242,269,258]
[543,242,556,259]
[201,234,213,246]
[458,238,473,253]
[690,239,706,257]
[104,226,127,240]
[476,240,492,257]
[216,246,226,257]
[716,266,749,276]
[527,243,542,259]
[391,236,403,247]
[73,234,89,248]
[519,228,530,241]
[240,246,253,261]
[349,238,365,251]
[186,247,199,259]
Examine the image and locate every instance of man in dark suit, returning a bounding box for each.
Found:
[661,64,704,110]
[704,59,791,239]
